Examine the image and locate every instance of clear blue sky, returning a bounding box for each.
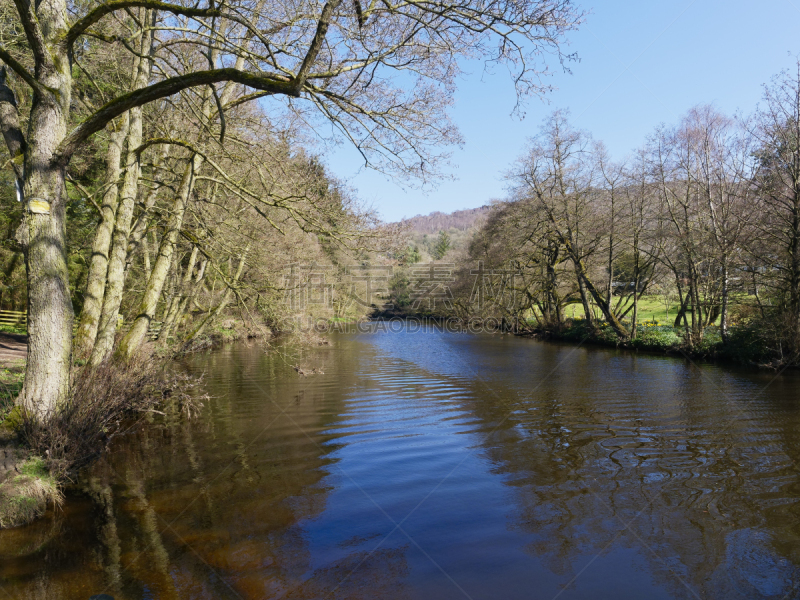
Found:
[323,0,800,223]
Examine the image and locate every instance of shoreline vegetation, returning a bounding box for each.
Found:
[384,69,800,376]
[369,312,779,368]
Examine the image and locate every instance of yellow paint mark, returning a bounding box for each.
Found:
[28,199,51,214]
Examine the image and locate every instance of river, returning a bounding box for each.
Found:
[2,326,800,599]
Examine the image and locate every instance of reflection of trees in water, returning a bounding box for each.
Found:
[5,338,800,599]
[0,340,410,599]
[454,349,800,598]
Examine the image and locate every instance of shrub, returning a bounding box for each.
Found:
[18,351,205,478]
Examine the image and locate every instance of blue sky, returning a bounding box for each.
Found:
[324,0,800,222]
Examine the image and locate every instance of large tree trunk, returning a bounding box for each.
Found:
[14,0,74,418]
[74,114,130,358]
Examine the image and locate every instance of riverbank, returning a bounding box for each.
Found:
[0,335,62,529]
[518,318,781,368]
[0,331,208,530]
[372,311,782,368]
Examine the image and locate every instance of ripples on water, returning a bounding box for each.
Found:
[2,326,800,599]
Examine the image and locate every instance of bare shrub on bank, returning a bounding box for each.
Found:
[18,352,205,478]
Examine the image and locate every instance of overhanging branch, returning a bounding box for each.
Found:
[55,68,297,163]
[66,0,222,47]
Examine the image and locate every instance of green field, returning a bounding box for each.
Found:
[559,294,757,326]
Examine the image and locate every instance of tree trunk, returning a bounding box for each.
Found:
[90,25,154,365]
[117,154,203,359]
[720,261,729,343]
[184,244,249,342]
[7,0,74,419]
[125,145,170,273]
[168,258,208,340]
[74,114,130,358]
[159,246,198,341]
[141,232,152,276]
[576,265,593,325]
[564,241,628,338]
[631,258,640,339]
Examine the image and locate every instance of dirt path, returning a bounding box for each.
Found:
[0,334,26,369]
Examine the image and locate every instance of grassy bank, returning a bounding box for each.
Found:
[1,366,62,529]
[0,453,62,529]
[530,317,775,366]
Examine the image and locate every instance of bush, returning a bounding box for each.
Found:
[18,351,205,478]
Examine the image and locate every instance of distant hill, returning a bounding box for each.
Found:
[399,206,490,234]
[396,206,491,260]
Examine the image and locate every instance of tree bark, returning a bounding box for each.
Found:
[117,153,203,358]
[13,0,74,418]
[90,21,155,365]
[74,114,131,358]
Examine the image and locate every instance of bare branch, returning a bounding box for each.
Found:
[11,0,49,67]
[66,0,222,47]
[56,68,298,162]
[0,45,43,93]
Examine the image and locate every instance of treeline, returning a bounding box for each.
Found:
[420,66,800,366]
[0,25,381,368]
[401,206,490,234]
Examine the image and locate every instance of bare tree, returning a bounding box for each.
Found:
[749,62,800,357]
[510,111,629,338]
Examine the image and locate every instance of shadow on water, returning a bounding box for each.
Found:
[1,328,800,599]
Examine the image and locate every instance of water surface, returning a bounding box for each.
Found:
[2,327,800,599]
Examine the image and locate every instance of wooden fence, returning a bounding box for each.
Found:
[0,310,162,340]
[0,310,26,329]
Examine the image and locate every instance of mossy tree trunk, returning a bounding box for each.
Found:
[90,21,155,366]
[74,114,130,359]
[117,154,203,359]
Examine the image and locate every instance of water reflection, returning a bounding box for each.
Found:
[0,329,799,599]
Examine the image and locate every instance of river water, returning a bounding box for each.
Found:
[2,326,800,599]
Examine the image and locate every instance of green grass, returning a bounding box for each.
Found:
[560,296,680,324]
[0,323,26,335]
[0,368,24,420]
[631,296,680,323]
[0,456,63,529]
[18,456,48,479]
[561,294,762,326]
